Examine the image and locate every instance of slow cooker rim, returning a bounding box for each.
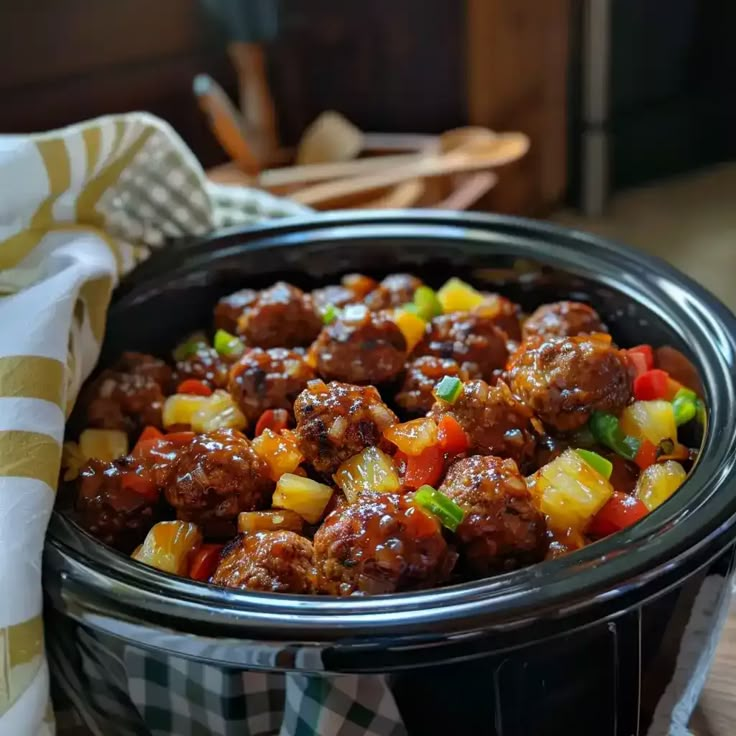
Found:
[46,211,736,637]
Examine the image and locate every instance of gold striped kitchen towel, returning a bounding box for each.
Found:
[0,111,308,735]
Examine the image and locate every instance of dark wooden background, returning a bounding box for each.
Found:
[0,0,570,215]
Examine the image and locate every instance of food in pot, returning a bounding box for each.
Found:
[228,347,315,424]
[236,281,322,348]
[396,356,468,416]
[312,305,407,384]
[429,379,536,465]
[162,429,274,536]
[522,301,607,341]
[293,380,397,474]
[173,341,230,390]
[506,334,632,432]
[364,273,424,310]
[439,455,547,573]
[413,312,509,381]
[82,352,171,435]
[313,493,457,595]
[63,274,705,595]
[211,531,315,593]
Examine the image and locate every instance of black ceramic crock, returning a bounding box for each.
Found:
[44,212,736,735]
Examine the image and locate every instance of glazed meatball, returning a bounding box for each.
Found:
[164,429,273,536]
[313,494,457,595]
[476,294,522,342]
[237,282,322,349]
[214,288,258,333]
[439,456,547,574]
[396,356,468,416]
[294,380,398,474]
[364,273,423,310]
[312,305,407,384]
[116,352,173,388]
[522,301,607,341]
[506,335,633,432]
[174,343,230,389]
[414,313,508,381]
[84,353,171,435]
[312,274,378,312]
[228,347,315,424]
[429,380,536,464]
[211,531,315,593]
[75,457,159,551]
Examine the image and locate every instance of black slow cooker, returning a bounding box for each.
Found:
[45,212,736,735]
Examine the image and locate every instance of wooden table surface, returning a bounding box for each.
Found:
[690,591,736,734]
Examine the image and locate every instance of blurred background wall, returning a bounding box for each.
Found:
[1,0,733,218]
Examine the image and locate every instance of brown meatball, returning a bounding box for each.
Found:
[364,273,423,310]
[237,282,321,349]
[414,313,508,381]
[75,457,159,551]
[164,429,273,536]
[313,494,457,596]
[294,380,398,474]
[312,274,379,312]
[476,294,522,341]
[312,306,407,384]
[429,380,536,464]
[522,301,607,341]
[439,455,547,574]
[506,335,633,432]
[211,531,315,593]
[214,288,258,333]
[396,356,468,416]
[174,344,230,389]
[84,356,172,436]
[228,347,315,424]
[116,352,173,389]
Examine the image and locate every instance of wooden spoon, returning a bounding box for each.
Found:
[290,132,529,207]
[295,111,363,166]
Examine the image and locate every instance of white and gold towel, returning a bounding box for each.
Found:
[0,112,307,735]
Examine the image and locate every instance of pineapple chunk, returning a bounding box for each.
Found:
[531,448,614,535]
[162,393,208,429]
[383,418,438,456]
[192,390,247,432]
[238,509,304,535]
[635,461,687,511]
[79,429,128,462]
[334,446,401,503]
[162,391,247,432]
[437,277,485,312]
[392,309,427,352]
[251,429,304,480]
[273,473,334,524]
[132,521,202,575]
[620,400,676,446]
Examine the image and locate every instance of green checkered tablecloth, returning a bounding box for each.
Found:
[48,613,406,736]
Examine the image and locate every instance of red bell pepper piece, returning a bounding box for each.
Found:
[165,431,197,446]
[633,369,670,401]
[628,345,654,370]
[634,438,657,470]
[588,492,649,537]
[120,471,159,502]
[626,352,648,378]
[403,445,444,490]
[188,544,224,582]
[132,426,164,455]
[437,414,470,455]
[176,379,212,397]
[255,409,290,436]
